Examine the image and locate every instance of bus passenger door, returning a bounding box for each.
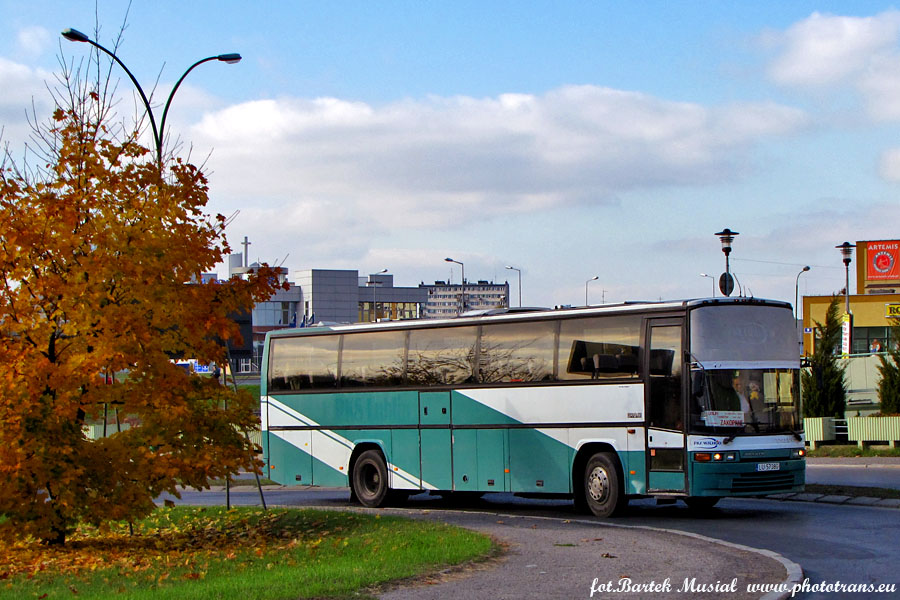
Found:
[419,391,452,490]
[645,320,687,492]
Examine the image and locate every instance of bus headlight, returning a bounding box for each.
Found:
[695,452,736,462]
[790,448,806,459]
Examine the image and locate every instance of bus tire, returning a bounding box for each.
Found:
[684,496,720,510]
[583,452,621,518]
[352,449,390,508]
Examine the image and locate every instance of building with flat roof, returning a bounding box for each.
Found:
[802,239,900,356]
[210,244,507,368]
[419,280,509,318]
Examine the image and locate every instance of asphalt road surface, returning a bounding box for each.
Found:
[164,484,898,599]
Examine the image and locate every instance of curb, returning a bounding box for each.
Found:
[766,492,900,508]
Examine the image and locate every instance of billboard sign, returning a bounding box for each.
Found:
[866,241,900,281]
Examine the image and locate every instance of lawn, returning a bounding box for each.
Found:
[0,507,496,600]
[806,444,900,458]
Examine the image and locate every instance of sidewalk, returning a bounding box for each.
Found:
[767,456,900,508]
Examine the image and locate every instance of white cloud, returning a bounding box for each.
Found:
[878,147,900,181]
[16,26,50,58]
[193,86,807,238]
[0,57,53,150]
[767,11,900,87]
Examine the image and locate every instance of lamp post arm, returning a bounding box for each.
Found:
[82,37,160,155]
[158,56,219,161]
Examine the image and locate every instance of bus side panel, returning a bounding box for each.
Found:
[508,428,571,493]
[421,429,452,490]
[391,428,422,490]
[267,430,312,486]
[452,429,509,492]
[294,391,420,427]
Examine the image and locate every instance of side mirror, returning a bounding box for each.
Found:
[691,371,706,398]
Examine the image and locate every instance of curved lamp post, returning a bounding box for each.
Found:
[585,275,598,305]
[61,27,241,164]
[369,268,388,321]
[794,266,810,319]
[445,258,465,313]
[505,265,522,307]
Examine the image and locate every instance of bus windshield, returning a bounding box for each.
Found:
[690,368,801,435]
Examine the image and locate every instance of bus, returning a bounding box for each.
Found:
[260,297,805,516]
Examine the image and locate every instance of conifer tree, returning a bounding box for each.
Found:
[876,319,900,415]
[801,296,847,418]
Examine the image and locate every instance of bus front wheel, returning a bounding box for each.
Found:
[583,453,621,518]
[352,449,390,508]
[684,496,720,510]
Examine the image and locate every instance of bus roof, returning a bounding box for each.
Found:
[266,297,792,340]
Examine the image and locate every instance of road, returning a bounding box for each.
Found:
[167,483,899,600]
[806,461,900,490]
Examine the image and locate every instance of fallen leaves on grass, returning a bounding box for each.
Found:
[0,508,355,582]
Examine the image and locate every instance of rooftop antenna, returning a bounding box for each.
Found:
[275,253,290,268]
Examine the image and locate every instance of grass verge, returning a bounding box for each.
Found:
[0,507,495,600]
[807,444,900,458]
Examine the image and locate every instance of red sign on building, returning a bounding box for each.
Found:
[866,241,900,281]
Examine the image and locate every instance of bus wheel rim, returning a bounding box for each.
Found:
[588,467,609,503]
[363,464,379,495]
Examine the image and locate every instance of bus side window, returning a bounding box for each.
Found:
[558,315,641,381]
[478,321,555,383]
[407,326,478,386]
[268,335,339,392]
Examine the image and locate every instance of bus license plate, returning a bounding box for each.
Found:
[757,462,780,472]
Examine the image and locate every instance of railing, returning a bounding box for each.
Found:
[834,418,848,440]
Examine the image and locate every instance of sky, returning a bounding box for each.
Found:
[2,1,899,309]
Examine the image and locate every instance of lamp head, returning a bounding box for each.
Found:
[61,28,91,43]
[835,242,855,266]
[715,228,739,255]
[216,53,242,64]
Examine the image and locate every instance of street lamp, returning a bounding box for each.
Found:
[445,258,465,313]
[585,276,599,305]
[700,273,716,297]
[836,242,855,315]
[794,266,810,319]
[714,228,739,296]
[505,265,522,307]
[61,27,241,164]
[368,268,388,322]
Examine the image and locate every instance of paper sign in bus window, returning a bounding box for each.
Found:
[703,410,745,427]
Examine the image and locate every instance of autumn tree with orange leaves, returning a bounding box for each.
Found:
[0,64,282,545]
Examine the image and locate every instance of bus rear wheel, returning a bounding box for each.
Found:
[352,449,390,508]
[583,452,622,518]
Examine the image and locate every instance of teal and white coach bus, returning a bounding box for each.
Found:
[260,297,805,517]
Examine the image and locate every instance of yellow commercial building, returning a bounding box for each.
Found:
[802,239,900,356]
